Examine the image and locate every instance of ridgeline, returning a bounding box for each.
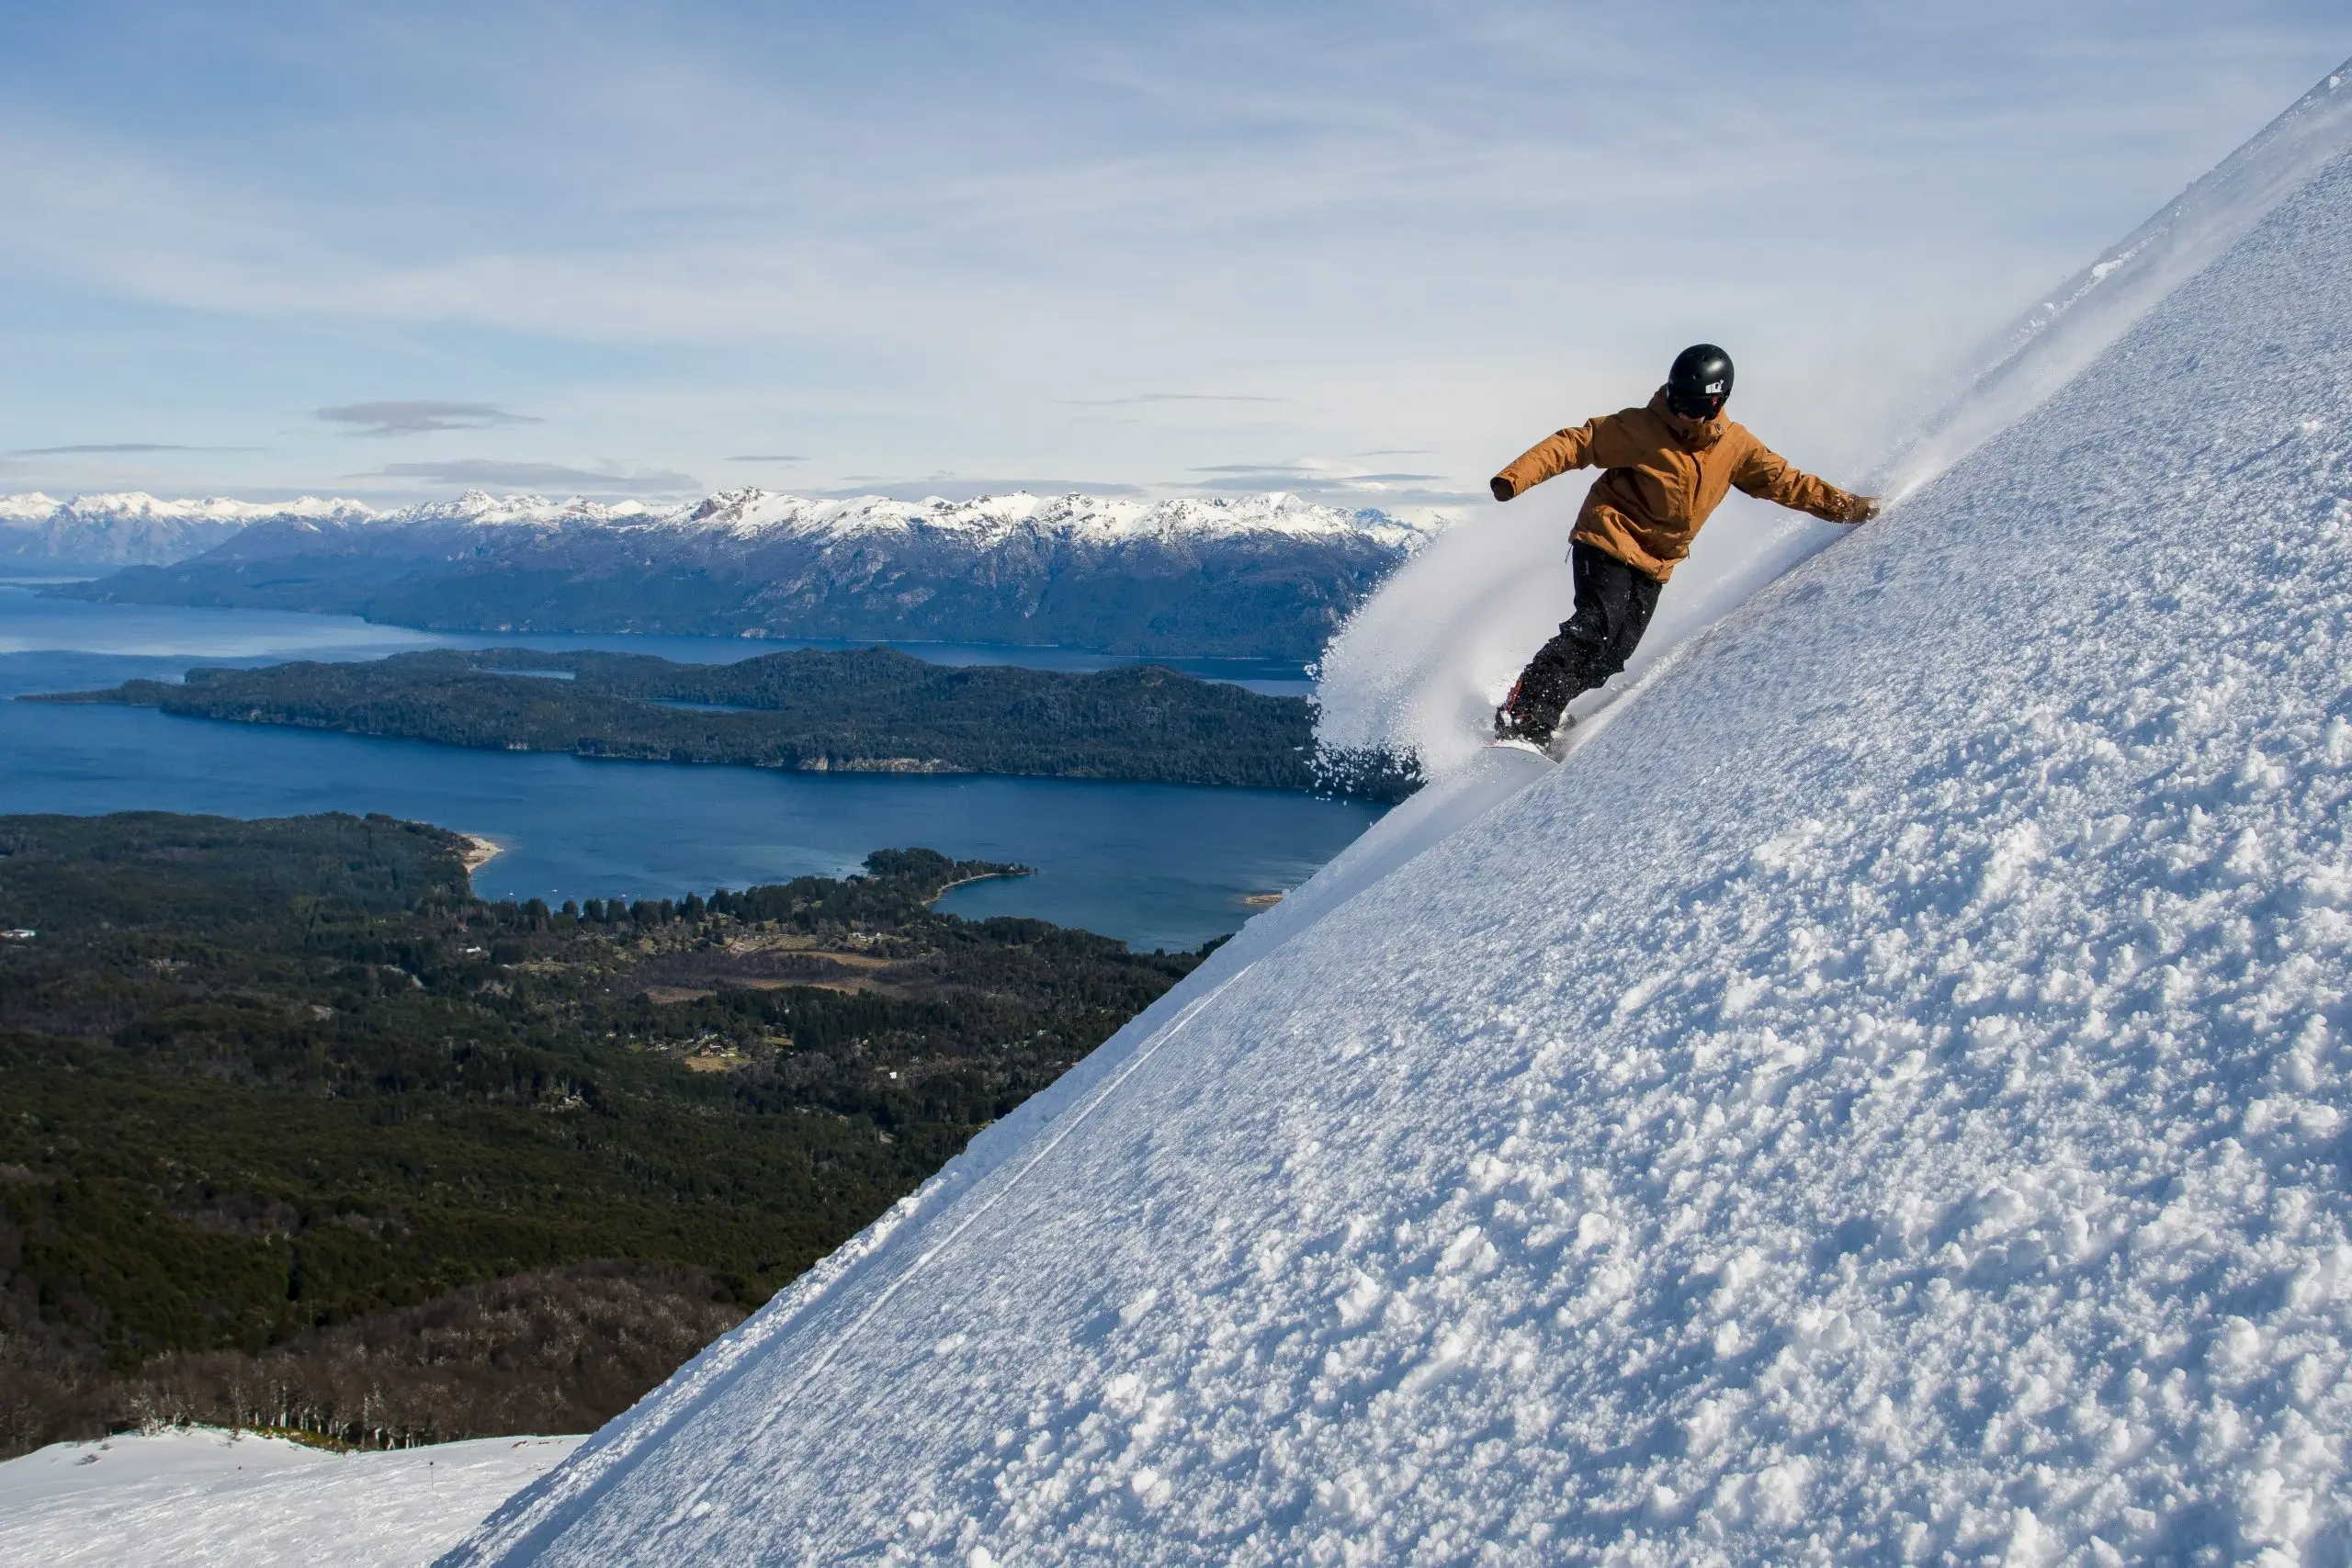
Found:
[30,646,1422,801]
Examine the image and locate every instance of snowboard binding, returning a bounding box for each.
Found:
[1493,678,1549,746]
[1492,680,1570,759]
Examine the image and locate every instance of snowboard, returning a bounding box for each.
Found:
[1486,732,1569,763]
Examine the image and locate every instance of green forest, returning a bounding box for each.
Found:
[32,645,1423,800]
[0,811,1212,1456]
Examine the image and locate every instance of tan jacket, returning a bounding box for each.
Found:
[1494,389,1866,581]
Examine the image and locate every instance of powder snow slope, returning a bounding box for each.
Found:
[0,1427,582,1568]
[1873,60,2352,501]
[447,125,2352,1568]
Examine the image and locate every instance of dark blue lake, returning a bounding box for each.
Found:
[0,583,1374,952]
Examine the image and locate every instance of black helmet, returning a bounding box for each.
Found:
[1666,344,1735,420]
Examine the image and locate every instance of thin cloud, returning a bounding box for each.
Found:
[318,401,541,437]
[1181,463,1468,504]
[1190,461,1443,484]
[728,453,807,462]
[810,477,1148,502]
[8,442,257,455]
[1188,471,1351,492]
[351,458,701,495]
[1058,393,1287,408]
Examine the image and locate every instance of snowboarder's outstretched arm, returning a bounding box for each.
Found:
[1489,414,1635,502]
[1736,443,1878,524]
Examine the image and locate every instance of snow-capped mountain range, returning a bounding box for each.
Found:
[35,490,1436,659]
[0,491,372,571]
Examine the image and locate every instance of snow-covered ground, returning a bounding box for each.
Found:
[0,1427,582,1568]
[426,60,2352,1568]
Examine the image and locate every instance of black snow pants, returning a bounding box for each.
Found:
[1501,542,1663,740]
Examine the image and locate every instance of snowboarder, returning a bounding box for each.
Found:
[1488,344,1879,747]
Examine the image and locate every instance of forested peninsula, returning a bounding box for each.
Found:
[31,646,1419,801]
[0,811,1209,1457]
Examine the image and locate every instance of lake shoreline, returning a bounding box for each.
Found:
[28,644,1420,803]
[0,589,1388,951]
[925,867,1034,903]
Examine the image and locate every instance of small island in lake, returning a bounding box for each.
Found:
[28,645,1421,801]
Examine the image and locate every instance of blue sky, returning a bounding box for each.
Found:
[0,2,2344,510]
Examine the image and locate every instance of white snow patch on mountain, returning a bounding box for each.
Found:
[0,486,1433,549]
[1,486,1432,558]
[0,1427,582,1568]
[0,491,64,522]
[0,491,379,569]
[662,490,1436,551]
[0,491,377,525]
[436,94,2352,1568]
[387,490,655,527]
[1874,59,2352,502]
[337,487,1437,551]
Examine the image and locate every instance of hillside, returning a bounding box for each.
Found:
[440,65,2352,1568]
[0,813,1209,1459]
[30,645,1419,799]
[52,490,1435,660]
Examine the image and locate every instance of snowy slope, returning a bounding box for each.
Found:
[0,1427,582,1568]
[439,95,2352,1568]
[1876,61,2352,500]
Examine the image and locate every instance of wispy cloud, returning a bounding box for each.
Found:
[1177,458,1473,505]
[318,401,540,438]
[811,477,1148,502]
[8,441,255,455]
[1058,393,1287,408]
[728,453,806,462]
[1190,461,1445,484]
[350,458,700,495]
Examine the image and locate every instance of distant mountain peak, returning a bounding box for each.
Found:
[0,491,375,570]
[0,490,376,524]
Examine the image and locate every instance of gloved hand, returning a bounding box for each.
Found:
[1841,495,1881,524]
[1489,476,1515,502]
